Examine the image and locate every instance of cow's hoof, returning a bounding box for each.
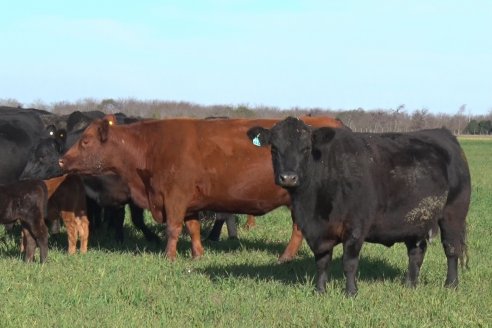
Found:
[277,254,295,264]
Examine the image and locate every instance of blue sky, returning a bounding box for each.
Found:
[0,0,490,115]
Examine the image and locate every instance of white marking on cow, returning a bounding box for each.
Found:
[405,192,448,223]
[253,135,261,147]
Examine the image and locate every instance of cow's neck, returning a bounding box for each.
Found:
[288,155,338,225]
[107,126,150,208]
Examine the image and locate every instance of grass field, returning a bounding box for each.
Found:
[1,139,491,327]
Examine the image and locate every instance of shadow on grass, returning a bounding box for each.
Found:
[197,236,407,286]
[202,237,288,256]
[0,222,165,259]
[198,255,405,286]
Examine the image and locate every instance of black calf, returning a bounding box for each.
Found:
[0,180,49,263]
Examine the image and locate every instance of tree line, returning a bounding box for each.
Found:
[1,97,491,135]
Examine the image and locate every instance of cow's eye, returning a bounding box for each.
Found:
[81,138,89,147]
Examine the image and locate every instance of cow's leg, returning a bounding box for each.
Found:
[314,249,333,293]
[46,205,61,234]
[105,206,125,243]
[440,192,469,288]
[185,218,204,259]
[49,218,61,234]
[225,214,238,239]
[61,211,78,254]
[244,215,256,230]
[405,240,427,287]
[35,225,49,264]
[129,202,159,243]
[22,227,36,262]
[86,197,102,232]
[78,214,90,254]
[342,239,363,296]
[164,203,187,260]
[278,222,303,263]
[439,217,466,288]
[207,217,224,241]
[22,215,48,263]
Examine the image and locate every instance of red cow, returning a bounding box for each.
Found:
[59,116,344,260]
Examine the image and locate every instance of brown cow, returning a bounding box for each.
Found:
[59,116,344,260]
[44,175,89,254]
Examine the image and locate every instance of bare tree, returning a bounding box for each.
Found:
[0,98,22,107]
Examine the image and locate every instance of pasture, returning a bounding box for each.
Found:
[0,138,491,327]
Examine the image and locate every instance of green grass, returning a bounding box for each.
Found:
[1,139,491,327]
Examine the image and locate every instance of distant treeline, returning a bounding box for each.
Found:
[1,97,491,135]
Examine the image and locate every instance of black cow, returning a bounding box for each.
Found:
[0,180,49,262]
[0,107,50,183]
[248,117,470,295]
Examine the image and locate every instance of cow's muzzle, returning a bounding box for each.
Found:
[278,172,299,187]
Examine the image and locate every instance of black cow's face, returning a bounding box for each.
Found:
[19,138,63,180]
[248,117,313,189]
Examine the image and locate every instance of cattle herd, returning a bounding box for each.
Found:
[0,106,470,295]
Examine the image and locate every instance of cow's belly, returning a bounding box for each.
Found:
[366,208,442,245]
[188,196,289,216]
[188,176,290,215]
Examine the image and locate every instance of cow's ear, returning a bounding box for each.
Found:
[247,126,271,147]
[98,120,110,143]
[311,128,335,160]
[312,127,336,146]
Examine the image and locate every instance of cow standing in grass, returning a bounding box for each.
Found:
[248,117,470,295]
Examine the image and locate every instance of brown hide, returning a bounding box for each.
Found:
[44,175,89,254]
[60,116,343,259]
[44,175,68,198]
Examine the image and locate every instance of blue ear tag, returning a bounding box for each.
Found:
[253,134,261,147]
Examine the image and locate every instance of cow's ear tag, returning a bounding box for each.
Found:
[253,134,261,147]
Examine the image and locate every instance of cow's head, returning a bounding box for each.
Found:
[59,115,117,175]
[19,138,64,180]
[247,117,336,189]
[20,125,68,180]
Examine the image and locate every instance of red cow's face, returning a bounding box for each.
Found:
[59,119,112,175]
